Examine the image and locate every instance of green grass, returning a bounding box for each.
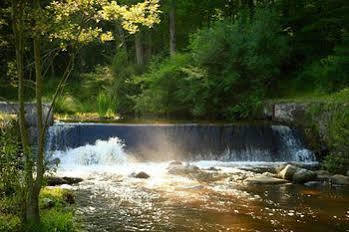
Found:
[267,87,349,104]
[0,187,76,232]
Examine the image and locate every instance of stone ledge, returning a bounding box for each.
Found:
[0,102,53,127]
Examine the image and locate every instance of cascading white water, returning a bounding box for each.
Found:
[271,125,315,162]
[46,123,316,167]
[52,137,129,167]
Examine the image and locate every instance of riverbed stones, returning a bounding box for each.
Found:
[292,169,317,183]
[278,164,298,180]
[331,175,349,185]
[245,176,288,185]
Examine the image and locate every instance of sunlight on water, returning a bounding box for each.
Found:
[49,136,348,232]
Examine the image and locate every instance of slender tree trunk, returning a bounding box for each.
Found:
[169,0,176,56]
[31,0,44,224]
[11,0,34,223]
[145,31,152,63]
[135,32,144,66]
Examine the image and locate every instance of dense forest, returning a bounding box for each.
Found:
[0,0,349,231]
[1,0,348,120]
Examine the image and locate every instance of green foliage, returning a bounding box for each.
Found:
[110,49,139,116]
[25,188,75,232]
[39,210,74,232]
[0,117,22,199]
[131,7,288,119]
[0,215,22,232]
[133,53,193,117]
[323,153,349,175]
[97,91,115,118]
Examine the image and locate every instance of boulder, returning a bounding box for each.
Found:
[315,170,330,176]
[131,171,150,179]
[262,172,276,178]
[293,169,317,183]
[245,176,288,185]
[278,164,298,180]
[315,170,331,181]
[331,175,349,185]
[275,163,289,173]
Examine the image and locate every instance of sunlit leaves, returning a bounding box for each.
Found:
[44,0,161,48]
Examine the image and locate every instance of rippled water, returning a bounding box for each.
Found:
[54,161,349,232]
[51,137,349,232]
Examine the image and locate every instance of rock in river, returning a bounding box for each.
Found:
[131,171,150,179]
[278,164,298,180]
[331,175,349,185]
[292,169,317,183]
[46,176,83,186]
[245,176,288,185]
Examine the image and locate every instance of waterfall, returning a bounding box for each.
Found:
[46,123,316,163]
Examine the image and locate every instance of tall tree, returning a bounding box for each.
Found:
[169,0,176,56]
[10,0,160,226]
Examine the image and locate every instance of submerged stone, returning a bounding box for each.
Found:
[304,181,325,188]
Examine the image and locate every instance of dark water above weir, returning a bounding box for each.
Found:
[46,123,315,162]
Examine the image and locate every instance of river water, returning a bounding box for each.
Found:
[47,124,349,232]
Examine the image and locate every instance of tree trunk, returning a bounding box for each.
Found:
[135,32,144,66]
[11,0,34,223]
[32,0,44,224]
[145,31,152,63]
[169,0,176,56]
